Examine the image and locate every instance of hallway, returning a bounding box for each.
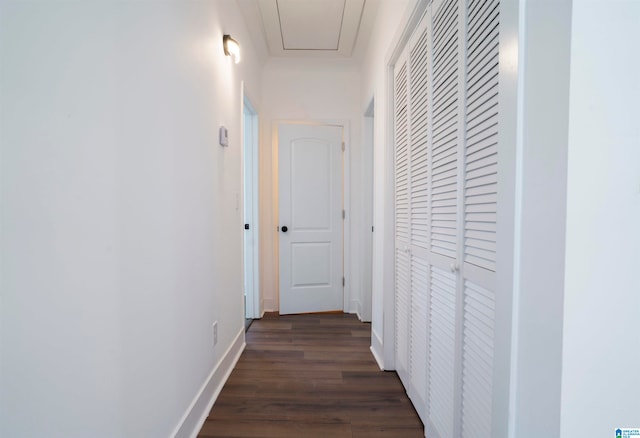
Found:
[197,314,423,438]
[1,1,639,436]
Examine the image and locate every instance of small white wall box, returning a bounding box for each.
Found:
[219,126,229,146]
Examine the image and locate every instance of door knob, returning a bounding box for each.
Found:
[281,226,288,233]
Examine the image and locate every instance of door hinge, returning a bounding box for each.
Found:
[342,209,346,219]
[372,225,374,232]
[342,277,345,287]
[341,141,345,152]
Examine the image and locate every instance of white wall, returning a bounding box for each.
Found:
[259,58,363,313]
[0,1,262,436]
[561,1,640,436]
[507,1,573,436]
[357,0,415,367]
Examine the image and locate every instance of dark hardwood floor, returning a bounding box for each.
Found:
[197,313,424,438]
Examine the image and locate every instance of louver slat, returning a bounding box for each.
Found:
[464,0,499,273]
[431,0,459,260]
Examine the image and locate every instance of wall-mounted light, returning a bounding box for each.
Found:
[223,34,240,64]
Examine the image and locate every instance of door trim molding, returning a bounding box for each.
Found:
[359,98,375,323]
[241,83,261,319]
[272,119,351,313]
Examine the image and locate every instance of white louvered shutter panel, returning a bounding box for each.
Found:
[464,0,499,273]
[426,1,461,437]
[428,265,457,438]
[394,54,411,386]
[461,281,495,438]
[410,17,431,252]
[410,255,429,416]
[396,61,410,248]
[396,247,411,386]
[407,13,431,423]
[430,0,460,261]
[461,0,499,436]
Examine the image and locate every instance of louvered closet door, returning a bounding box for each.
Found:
[408,13,431,424]
[394,50,411,387]
[460,0,499,437]
[427,0,461,437]
[392,0,500,437]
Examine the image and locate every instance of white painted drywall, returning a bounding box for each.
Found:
[561,1,640,436]
[0,1,262,436]
[259,58,363,313]
[358,0,415,367]
[507,1,573,436]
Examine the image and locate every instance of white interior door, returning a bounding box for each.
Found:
[278,124,343,315]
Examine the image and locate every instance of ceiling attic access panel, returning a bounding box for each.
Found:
[258,0,365,57]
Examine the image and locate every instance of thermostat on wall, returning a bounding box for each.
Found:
[219,126,229,147]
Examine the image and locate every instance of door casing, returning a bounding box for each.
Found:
[241,85,260,319]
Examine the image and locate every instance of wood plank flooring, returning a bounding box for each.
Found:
[197,313,424,438]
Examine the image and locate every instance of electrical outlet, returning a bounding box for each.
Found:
[212,321,218,347]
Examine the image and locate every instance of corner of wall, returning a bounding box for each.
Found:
[263,297,277,312]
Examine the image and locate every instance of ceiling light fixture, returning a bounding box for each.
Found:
[223,34,240,64]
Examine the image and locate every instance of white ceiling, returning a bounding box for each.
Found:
[237,0,368,59]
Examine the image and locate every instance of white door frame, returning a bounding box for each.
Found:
[241,84,260,319]
[361,100,375,322]
[273,120,351,313]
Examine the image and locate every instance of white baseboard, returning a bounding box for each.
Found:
[370,329,384,370]
[172,327,245,438]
